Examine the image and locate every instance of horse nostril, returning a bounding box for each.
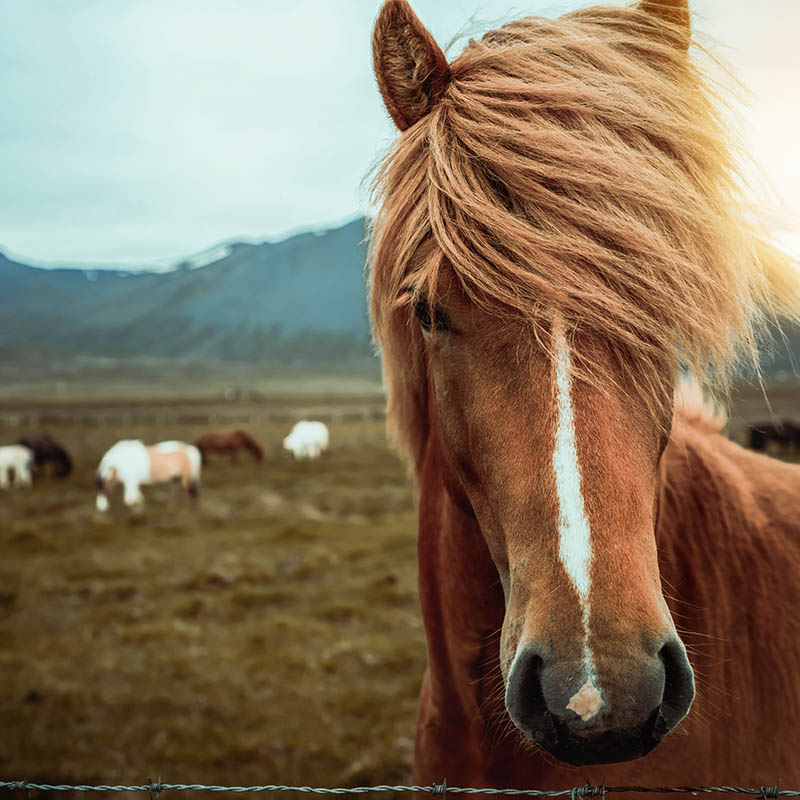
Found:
[658,638,695,731]
[505,647,558,747]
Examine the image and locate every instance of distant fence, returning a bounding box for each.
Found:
[0,781,795,799]
[0,407,386,429]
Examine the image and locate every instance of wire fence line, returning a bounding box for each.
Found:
[0,406,387,429]
[0,780,795,799]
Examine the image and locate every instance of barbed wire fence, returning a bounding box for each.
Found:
[1,780,795,799]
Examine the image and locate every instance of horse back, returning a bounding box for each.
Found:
[147,446,191,483]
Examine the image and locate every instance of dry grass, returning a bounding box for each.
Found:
[0,413,421,789]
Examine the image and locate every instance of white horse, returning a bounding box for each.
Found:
[95,439,201,510]
[282,421,329,460]
[0,445,34,489]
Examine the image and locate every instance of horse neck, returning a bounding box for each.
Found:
[657,419,800,730]
[656,420,776,605]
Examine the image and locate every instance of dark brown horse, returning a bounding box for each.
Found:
[194,429,265,464]
[749,420,800,454]
[17,433,72,478]
[370,0,800,787]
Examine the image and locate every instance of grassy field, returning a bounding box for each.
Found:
[0,378,798,791]
[0,398,421,789]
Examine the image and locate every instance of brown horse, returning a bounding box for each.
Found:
[194,429,265,464]
[370,0,800,788]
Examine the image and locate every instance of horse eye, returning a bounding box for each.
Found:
[413,297,450,333]
[413,298,432,330]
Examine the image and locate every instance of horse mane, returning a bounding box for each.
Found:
[369,3,800,469]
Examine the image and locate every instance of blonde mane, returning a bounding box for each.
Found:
[369,3,800,468]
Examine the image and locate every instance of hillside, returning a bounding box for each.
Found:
[0,218,373,365]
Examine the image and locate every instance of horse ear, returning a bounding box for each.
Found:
[372,0,451,131]
[638,0,691,50]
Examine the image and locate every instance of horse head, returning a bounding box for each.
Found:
[409,266,693,765]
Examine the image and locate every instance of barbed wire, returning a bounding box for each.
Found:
[0,780,795,799]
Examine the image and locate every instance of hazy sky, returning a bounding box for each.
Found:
[1,0,798,268]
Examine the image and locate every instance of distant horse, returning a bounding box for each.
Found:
[282,421,329,460]
[370,0,800,786]
[95,440,201,510]
[0,445,34,489]
[17,433,73,478]
[194,429,265,464]
[749,420,800,454]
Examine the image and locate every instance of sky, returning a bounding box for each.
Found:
[1,0,798,269]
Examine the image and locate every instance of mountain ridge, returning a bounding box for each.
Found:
[0,218,374,366]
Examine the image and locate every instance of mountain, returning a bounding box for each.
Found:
[0,218,375,366]
[0,217,798,377]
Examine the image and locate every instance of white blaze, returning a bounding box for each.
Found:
[552,316,600,716]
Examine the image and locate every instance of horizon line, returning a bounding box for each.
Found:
[0,212,368,274]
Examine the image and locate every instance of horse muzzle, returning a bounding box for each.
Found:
[505,638,694,765]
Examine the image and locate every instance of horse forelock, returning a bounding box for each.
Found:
[369,3,800,471]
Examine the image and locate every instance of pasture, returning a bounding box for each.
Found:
[0,390,420,788]
[0,378,797,788]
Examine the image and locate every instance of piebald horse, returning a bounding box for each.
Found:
[370,0,800,787]
[0,445,34,489]
[95,440,201,511]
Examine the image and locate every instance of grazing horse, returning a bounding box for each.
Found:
[95,439,201,510]
[749,420,800,455]
[282,421,329,460]
[0,445,34,489]
[17,433,73,478]
[370,0,800,786]
[194,429,265,464]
